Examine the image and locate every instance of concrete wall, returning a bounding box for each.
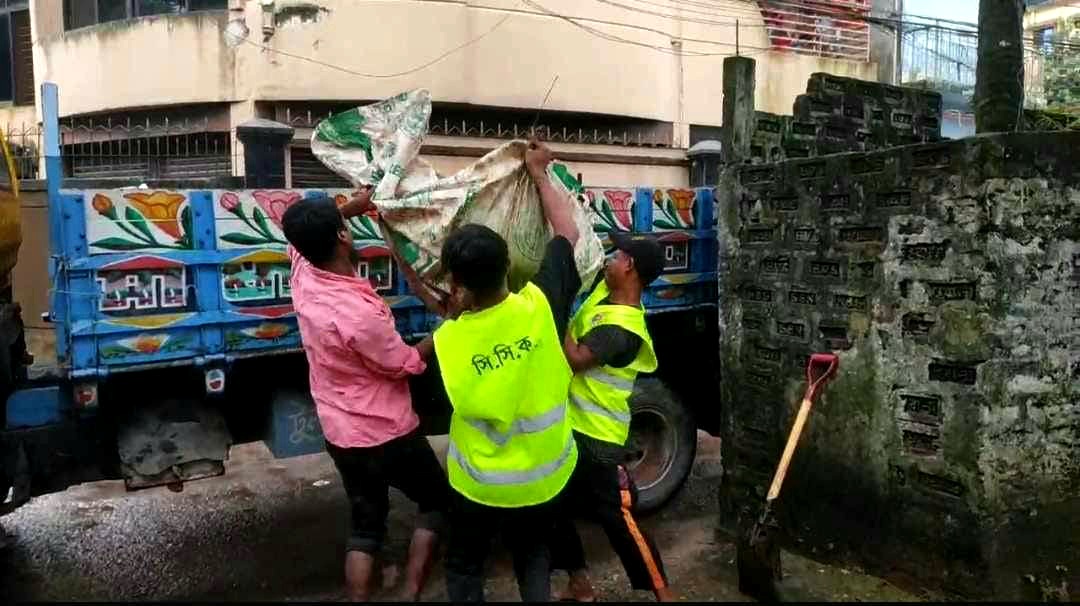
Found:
[754,52,879,117]
[32,9,238,118]
[717,132,1080,600]
[0,105,36,130]
[25,0,878,132]
[749,72,942,165]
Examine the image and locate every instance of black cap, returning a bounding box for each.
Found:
[609,232,665,286]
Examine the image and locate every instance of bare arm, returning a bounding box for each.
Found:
[339,185,375,220]
[414,334,435,362]
[526,140,579,247]
[392,241,449,317]
[564,331,600,374]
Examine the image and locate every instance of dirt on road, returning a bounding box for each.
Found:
[0,433,932,602]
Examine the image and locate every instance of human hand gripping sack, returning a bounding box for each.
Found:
[525,138,555,178]
[339,185,376,219]
[526,139,579,247]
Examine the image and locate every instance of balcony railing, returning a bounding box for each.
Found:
[759,0,871,62]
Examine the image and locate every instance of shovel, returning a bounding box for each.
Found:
[736,352,840,602]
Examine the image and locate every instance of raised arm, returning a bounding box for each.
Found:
[526,139,579,247]
[338,184,375,220]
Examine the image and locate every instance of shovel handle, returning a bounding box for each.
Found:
[765,353,840,503]
[766,396,813,502]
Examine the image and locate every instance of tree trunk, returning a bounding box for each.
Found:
[975,0,1026,133]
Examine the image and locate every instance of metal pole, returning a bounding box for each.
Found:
[41,82,61,196]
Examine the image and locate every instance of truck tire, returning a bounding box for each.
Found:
[625,377,697,514]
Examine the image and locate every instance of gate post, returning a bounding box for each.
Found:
[235,119,294,189]
[722,56,757,165]
[688,140,724,187]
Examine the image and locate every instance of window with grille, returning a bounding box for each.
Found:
[758,0,871,61]
[63,0,227,31]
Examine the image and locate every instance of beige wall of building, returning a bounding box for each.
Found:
[417,135,689,187]
[0,105,35,129]
[22,0,878,136]
[32,10,238,119]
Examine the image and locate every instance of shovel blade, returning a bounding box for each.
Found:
[736,518,782,602]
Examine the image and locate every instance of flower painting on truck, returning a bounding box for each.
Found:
[86,191,195,253]
[214,190,386,249]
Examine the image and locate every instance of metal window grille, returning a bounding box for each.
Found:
[758,0,871,61]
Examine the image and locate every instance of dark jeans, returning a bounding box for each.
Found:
[445,488,562,602]
[549,435,668,592]
[325,429,449,555]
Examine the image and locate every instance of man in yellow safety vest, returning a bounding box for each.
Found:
[550,232,675,602]
[428,140,583,602]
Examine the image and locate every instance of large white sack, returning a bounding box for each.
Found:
[310,90,604,301]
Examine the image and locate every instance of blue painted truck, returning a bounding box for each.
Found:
[0,86,719,516]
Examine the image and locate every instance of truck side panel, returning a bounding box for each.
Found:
[50,185,716,382]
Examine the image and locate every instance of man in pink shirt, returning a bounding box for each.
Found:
[282,188,447,602]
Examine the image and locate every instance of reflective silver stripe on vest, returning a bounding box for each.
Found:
[463,402,567,447]
[447,435,575,486]
[570,392,632,425]
[583,368,635,392]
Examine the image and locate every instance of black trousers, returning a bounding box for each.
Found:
[324,430,449,555]
[445,488,562,602]
[549,442,668,592]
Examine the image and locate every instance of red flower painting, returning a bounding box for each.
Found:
[653,188,697,230]
[603,190,634,231]
[252,191,302,228]
[667,189,696,226]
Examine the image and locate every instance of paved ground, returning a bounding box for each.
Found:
[0,433,932,602]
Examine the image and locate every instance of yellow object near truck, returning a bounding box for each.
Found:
[0,130,21,294]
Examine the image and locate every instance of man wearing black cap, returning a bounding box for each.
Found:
[550,232,675,602]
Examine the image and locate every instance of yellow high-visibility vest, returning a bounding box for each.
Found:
[567,281,657,446]
[434,283,577,508]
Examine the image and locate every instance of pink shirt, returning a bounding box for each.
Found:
[288,246,426,448]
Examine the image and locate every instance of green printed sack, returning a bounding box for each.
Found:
[311,89,604,300]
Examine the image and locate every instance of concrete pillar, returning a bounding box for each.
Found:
[722,56,756,165]
[870,0,902,84]
[235,119,294,189]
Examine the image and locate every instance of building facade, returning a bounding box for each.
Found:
[1024,0,1080,112]
[0,0,896,188]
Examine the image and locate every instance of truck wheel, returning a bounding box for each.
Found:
[625,378,697,514]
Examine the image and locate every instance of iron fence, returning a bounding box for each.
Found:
[3,117,235,182]
[281,107,677,148]
[900,15,1080,112]
[4,121,42,180]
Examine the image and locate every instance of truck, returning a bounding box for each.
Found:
[1,84,720,522]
